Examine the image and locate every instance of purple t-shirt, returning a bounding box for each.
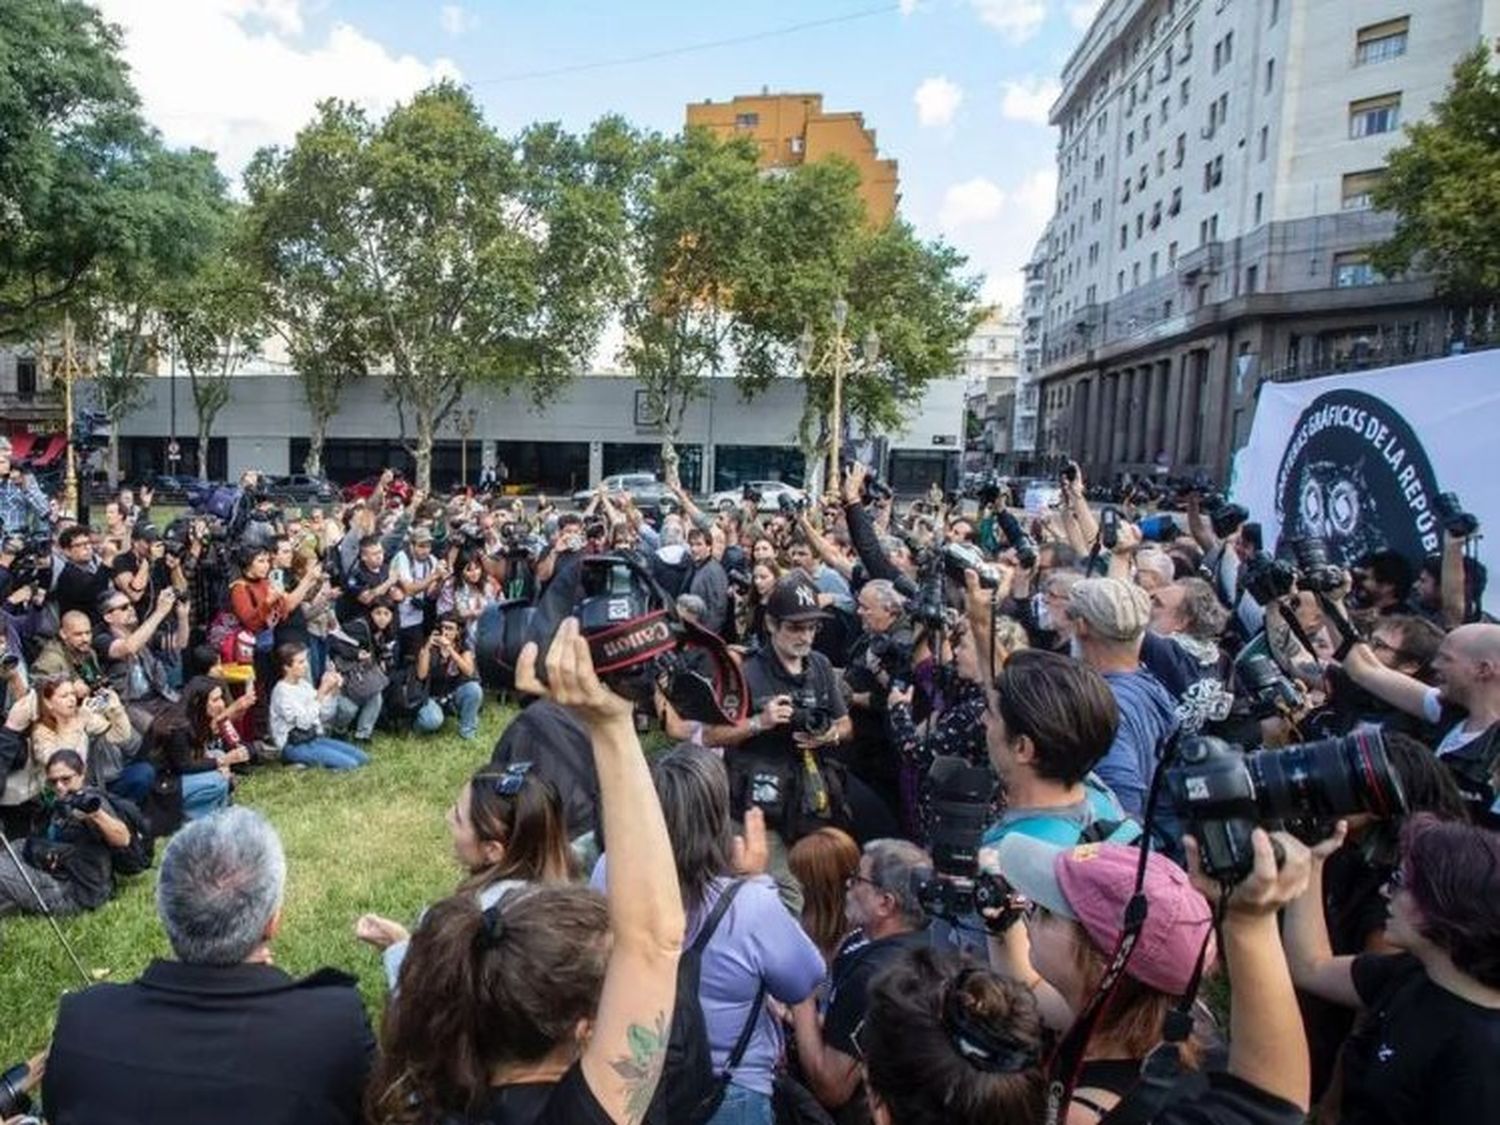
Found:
[590,860,825,1095]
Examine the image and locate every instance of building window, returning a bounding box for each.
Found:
[1156,149,1166,176]
[1126,130,1135,155]
[734,112,759,129]
[1180,77,1191,107]
[1136,213,1145,238]
[1350,94,1401,138]
[1245,264,1259,293]
[1160,96,1170,124]
[1174,133,1186,167]
[1342,168,1386,210]
[1123,177,1132,203]
[1213,32,1234,73]
[1203,154,1223,191]
[1254,191,1263,225]
[1258,125,1269,161]
[788,136,804,154]
[1163,298,1173,317]
[1265,58,1275,93]
[1333,251,1380,288]
[1169,238,1180,266]
[1120,224,1128,249]
[1117,270,1126,294]
[1133,262,1142,286]
[1356,18,1409,65]
[1270,0,1280,26]
[1169,186,1182,215]
[1150,250,1159,278]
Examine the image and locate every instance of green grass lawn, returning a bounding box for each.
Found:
[0,702,514,1065]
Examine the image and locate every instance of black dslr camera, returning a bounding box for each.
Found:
[787,689,832,738]
[1167,731,1406,883]
[777,491,810,515]
[995,509,1038,570]
[915,756,1014,921]
[741,483,763,505]
[1435,491,1479,538]
[475,552,748,725]
[1240,553,1297,605]
[1288,536,1345,594]
[941,541,1000,589]
[58,789,104,818]
[0,1058,37,1121]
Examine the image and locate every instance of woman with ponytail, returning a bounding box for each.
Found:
[367,619,685,1125]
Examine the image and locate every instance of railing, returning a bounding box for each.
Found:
[1263,305,1500,384]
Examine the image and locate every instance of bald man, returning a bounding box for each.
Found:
[1342,622,1500,824]
[31,610,105,689]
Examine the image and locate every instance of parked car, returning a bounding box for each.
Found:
[341,474,414,505]
[263,473,338,504]
[151,473,207,495]
[1020,478,1063,513]
[707,480,805,510]
[571,472,674,514]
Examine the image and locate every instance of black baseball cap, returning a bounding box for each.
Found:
[765,575,827,622]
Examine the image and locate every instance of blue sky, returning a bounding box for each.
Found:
[97,0,1106,307]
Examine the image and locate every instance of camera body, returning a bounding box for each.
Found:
[1167,731,1406,883]
[1099,506,1121,550]
[1234,651,1303,719]
[777,491,810,515]
[1435,491,1479,538]
[59,789,104,818]
[914,756,1011,921]
[1204,497,1250,539]
[1240,553,1297,605]
[941,541,999,589]
[1288,537,1345,594]
[787,689,832,738]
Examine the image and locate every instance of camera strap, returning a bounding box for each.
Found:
[1044,730,1180,1125]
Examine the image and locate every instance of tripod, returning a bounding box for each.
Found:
[0,826,94,987]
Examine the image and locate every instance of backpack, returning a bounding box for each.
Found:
[651,548,694,600]
[645,879,748,1125]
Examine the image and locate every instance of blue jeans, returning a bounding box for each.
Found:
[283,736,369,771]
[180,770,231,820]
[707,1084,773,1125]
[413,680,483,739]
[106,761,156,805]
[306,635,328,684]
[333,692,383,740]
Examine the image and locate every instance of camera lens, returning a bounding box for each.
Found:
[1248,730,1407,826]
[474,601,537,690]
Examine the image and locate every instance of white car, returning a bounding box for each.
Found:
[1021,480,1063,514]
[708,480,806,510]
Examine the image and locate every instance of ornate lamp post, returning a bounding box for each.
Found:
[452,406,478,488]
[797,298,879,492]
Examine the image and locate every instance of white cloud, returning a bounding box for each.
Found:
[899,0,921,14]
[939,177,1007,232]
[439,5,475,37]
[96,0,460,188]
[1068,0,1107,31]
[1000,77,1062,126]
[914,76,964,128]
[968,0,1047,43]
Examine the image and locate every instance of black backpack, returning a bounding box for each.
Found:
[651,550,694,600]
[645,879,748,1125]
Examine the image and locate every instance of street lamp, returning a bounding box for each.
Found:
[798,299,879,492]
[452,406,478,488]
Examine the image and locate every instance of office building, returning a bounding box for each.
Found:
[1033,0,1493,480]
[686,90,900,225]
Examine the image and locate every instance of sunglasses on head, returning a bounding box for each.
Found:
[478,761,533,796]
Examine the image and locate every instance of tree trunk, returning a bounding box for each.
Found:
[197,417,213,482]
[107,425,121,490]
[415,409,435,493]
[660,436,681,490]
[304,413,326,477]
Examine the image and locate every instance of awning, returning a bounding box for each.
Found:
[7,433,36,461]
[29,433,65,467]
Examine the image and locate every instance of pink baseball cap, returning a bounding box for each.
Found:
[996,834,1216,996]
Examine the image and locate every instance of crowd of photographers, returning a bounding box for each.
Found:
[1,429,1498,1125]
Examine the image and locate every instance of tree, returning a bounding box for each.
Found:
[0,0,161,338]
[243,101,375,477]
[160,210,267,480]
[619,128,763,488]
[75,145,231,486]
[1372,45,1500,300]
[246,86,633,489]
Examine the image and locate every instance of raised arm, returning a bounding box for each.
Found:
[517,619,685,1125]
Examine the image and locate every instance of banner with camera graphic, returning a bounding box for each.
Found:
[1233,350,1498,574]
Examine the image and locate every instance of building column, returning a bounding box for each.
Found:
[1130,366,1150,464]
[1086,374,1105,469]
[1111,370,1131,467]
[1173,354,1198,468]
[1147,359,1170,463]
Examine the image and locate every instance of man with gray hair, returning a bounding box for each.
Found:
[791,837,932,1118]
[43,807,373,1125]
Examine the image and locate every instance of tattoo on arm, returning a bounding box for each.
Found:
[609,1012,668,1125]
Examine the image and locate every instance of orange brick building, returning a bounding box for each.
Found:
[686,90,900,227]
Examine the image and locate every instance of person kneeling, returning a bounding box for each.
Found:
[411,614,484,741]
[0,749,150,918]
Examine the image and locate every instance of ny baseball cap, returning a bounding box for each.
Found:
[765,575,827,622]
[996,834,1216,995]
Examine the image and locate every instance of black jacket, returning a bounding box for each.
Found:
[43,959,374,1125]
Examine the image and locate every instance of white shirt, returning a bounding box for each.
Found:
[389,550,434,629]
[1423,686,1487,757]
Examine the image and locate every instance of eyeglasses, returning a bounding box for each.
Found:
[103,601,129,614]
[478,762,533,796]
[844,873,881,891]
[1387,866,1408,893]
[849,1019,868,1062]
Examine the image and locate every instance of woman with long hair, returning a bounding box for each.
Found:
[592,744,824,1125]
[735,559,783,652]
[153,676,249,821]
[366,619,684,1125]
[5,676,144,806]
[991,836,1219,1123]
[356,761,576,987]
[1286,814,1500,1123]
[787,827,860,965]
[267,642,369,770]
[438,548,498,645]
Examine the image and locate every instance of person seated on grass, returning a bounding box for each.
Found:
[0,748,150,919]
[3,675,150,818]
[42,807,375,1125]
[268,642,370,771]
[355,760,576,988]
[148,676,253,826]
[366,618,684,1125]
[411,612,484,740]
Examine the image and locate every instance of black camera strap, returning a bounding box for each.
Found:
[1044,730,1181,1125]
